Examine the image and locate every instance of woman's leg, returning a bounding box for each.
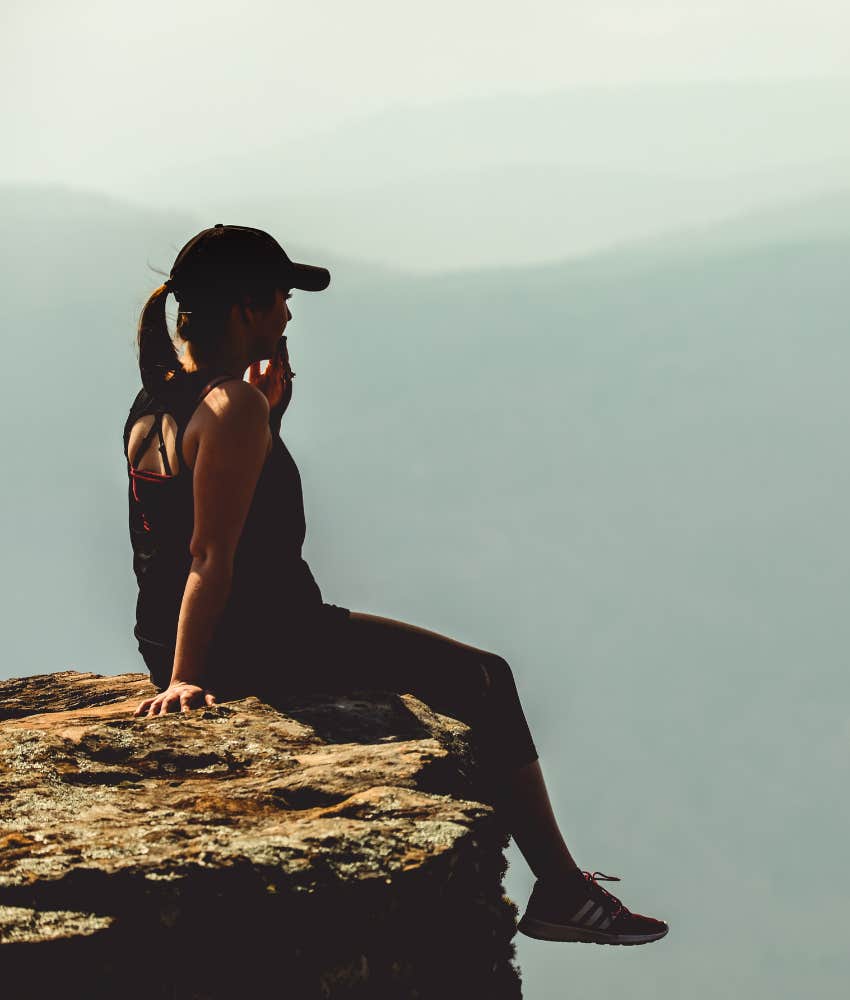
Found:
[328,611,581,880]
[497,759,579,879]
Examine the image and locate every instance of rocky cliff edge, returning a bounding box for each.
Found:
[0,670,522,999]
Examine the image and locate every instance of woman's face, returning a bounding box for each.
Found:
[250,288,292,359]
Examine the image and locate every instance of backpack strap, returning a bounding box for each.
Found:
[156,413,174,477]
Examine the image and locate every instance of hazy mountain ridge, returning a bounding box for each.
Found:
[216,164,850,272]
[138,79,850,199]
[77,79,850,273]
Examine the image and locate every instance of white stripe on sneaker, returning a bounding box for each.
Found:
[570,899,595,924]
[598,916,612,930]
[584,905,604,927]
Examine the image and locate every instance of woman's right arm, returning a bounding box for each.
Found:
[134,381,271,717]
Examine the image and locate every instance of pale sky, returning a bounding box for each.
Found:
[3,0,849,192]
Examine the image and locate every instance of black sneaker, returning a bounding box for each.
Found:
[517,870,668,946]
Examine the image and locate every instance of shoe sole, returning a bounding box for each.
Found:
[517,916,668,946]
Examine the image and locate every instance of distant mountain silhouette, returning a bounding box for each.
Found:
[83,79,850,272]
[136,80,850,199]
[216,165,850,272]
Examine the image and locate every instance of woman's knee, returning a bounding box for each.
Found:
[478,653,516,697]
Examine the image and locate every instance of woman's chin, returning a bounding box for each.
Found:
[261,338,283,362]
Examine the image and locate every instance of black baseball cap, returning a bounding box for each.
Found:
[169,224,330,294]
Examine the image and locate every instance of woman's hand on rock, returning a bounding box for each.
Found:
[133,682,217,718]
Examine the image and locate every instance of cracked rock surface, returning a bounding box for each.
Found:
[0,671,521,999]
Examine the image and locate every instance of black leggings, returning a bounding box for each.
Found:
[139,604,538,772]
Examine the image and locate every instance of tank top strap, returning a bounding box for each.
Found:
[197,374,240,402]
[173,374,241,474]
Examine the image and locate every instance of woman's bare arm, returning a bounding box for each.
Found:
[134,381,271,717]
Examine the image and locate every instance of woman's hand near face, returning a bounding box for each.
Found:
[134,682,217,717]
[248,337,294,435]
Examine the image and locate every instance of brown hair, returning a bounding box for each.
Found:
[136,279,278,394]
[136,284,178,393]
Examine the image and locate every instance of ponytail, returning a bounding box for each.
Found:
[137,284,178,393]
[136,276,279,387]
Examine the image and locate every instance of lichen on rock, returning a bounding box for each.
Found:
[0,670,522,999]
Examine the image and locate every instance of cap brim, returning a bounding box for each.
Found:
[288,262,331,292]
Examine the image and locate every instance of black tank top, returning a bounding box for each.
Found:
[123,368,323,665]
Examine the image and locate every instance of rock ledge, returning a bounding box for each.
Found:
[0,671,521,999]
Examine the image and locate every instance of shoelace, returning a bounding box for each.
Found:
[582,871,628,921]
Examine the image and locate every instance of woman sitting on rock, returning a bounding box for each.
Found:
[126,224,668,946]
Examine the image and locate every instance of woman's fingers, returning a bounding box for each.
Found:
[274,339,294,378]
[179,688,208,713]
[281,341,294,378]
[135,687,215,718]
[268,346,284,381]
[156,692,181,716]
[248,361,262,383]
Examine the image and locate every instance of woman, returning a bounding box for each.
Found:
[125,224,667,946]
